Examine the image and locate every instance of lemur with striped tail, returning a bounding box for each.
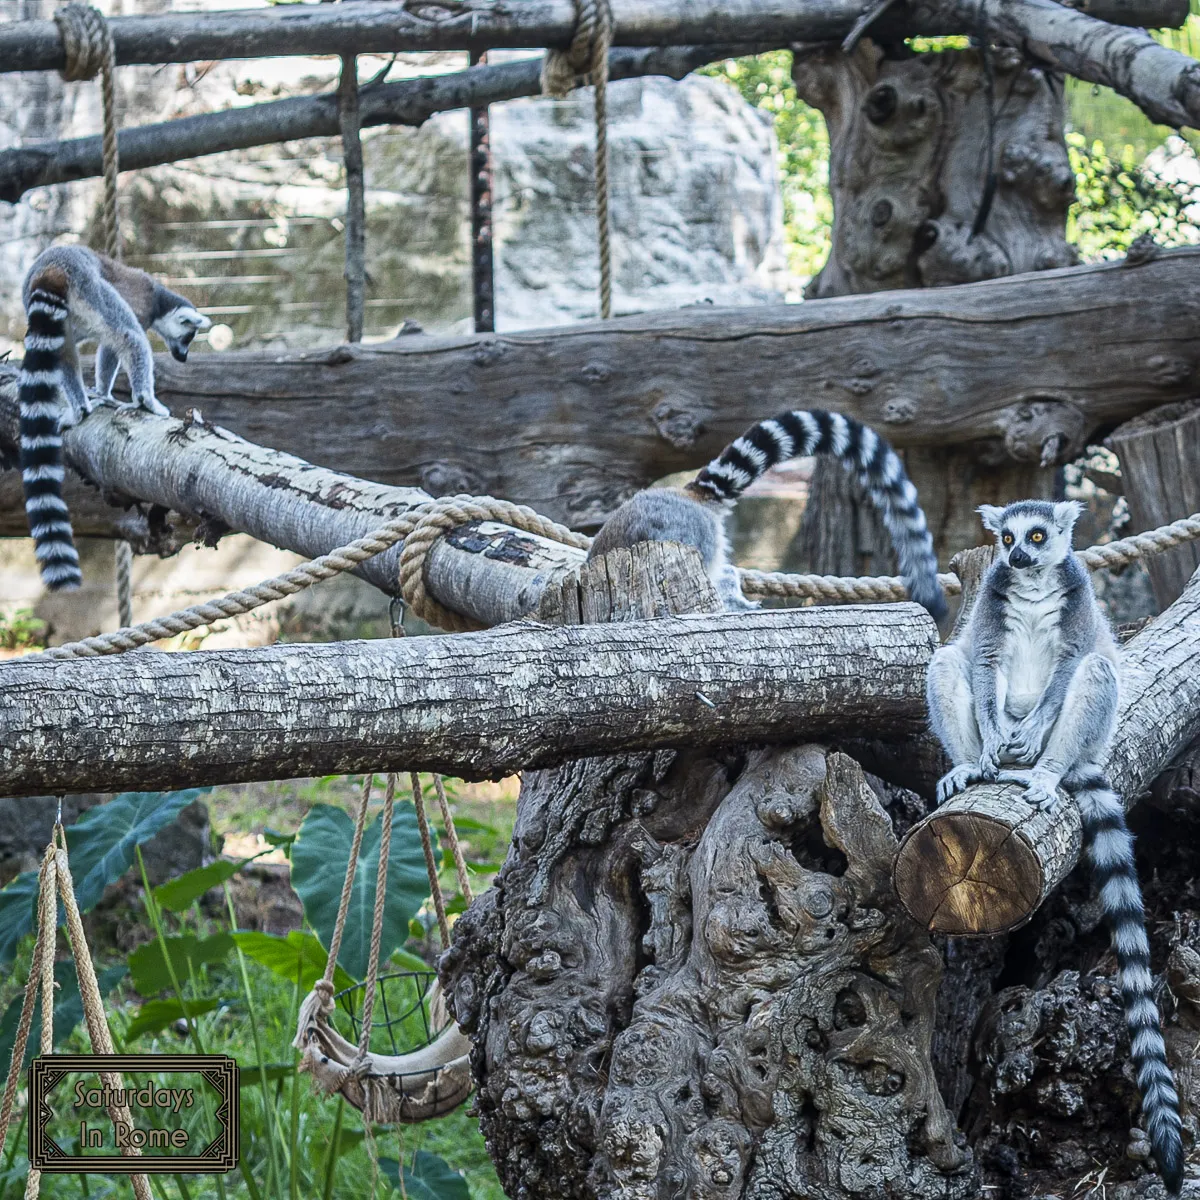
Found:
[589,408,947,619]
[18,245,210,590]
[926,499,1183,1193]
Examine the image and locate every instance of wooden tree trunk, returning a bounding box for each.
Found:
[790,41,1065,575]
[441,545,977,1197]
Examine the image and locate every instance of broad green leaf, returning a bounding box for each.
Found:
[153,859,247,912]
[68,790,207,913]
[126,996,223,1042]
[442,815,498,836]
[231,931,355,994]
[380,1151,469,1200]
[128,933,235,995]
[291,803,434,980]
[262,828,295,852]
[0,961,126,1068]
[390,948,434,974]
[0,869,40,966]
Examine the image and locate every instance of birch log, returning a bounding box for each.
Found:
[893,562,1200,935]
[0,592,938,795]
[3,248,1197,534]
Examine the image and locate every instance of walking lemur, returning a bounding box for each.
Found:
[589,408,948,619]
[17,245,210,590]
[927,499,1183,1193]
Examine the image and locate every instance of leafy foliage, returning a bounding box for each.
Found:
[380,1149,471,1199]
[291,802,435,980]
[128,932,237,994]
[126,995,225,1041]
[153,857,248,912]
[231,929,356,993]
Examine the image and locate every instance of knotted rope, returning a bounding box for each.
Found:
[542,0,613,318]
[55,5,135,625]
[21,493,1200,660]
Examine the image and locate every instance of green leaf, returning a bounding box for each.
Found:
[68,790,208,913]
[0,961,126,1068]
[262,828,295,851]
[231,931,355,994]
[0,869,40,966]
[153,859,246,912]
[379,1151,469,1200]
[291,803,434,981]
[442,815,498,836]
[126,996,224,1042]
[390,948,433,974]
[128,933,235,995]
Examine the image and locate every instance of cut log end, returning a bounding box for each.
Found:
[892,782,1083,936]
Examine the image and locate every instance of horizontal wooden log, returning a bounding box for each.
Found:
[0,45,748,205]
[893,561,1200,935]
[2,248,1192,533]
[0,605,938,795]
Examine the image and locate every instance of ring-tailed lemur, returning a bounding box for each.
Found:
[926,499,1183,1193]
[18,245,210,590]
[589,408,947,619]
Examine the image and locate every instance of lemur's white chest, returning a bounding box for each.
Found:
[998,585,1063,719]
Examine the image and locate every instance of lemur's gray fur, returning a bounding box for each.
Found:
[589,408,947,619]
[18,245,210,590]
[926,499,1183,1193]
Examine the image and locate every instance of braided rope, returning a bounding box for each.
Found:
[353,771,395,1065]
[411,772,451,949]
[115,538,134,626]
[541,0,613,318]
[318,773,374,1002]
[433,774,473,902]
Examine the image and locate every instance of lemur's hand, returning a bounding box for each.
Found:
[936,764,979,805]
[125,392,170,417]
[977,737,1002,781]
[1005,714,1049,765]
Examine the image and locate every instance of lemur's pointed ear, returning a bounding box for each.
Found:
[977,505,1005,533]
[1052,500,1085,531]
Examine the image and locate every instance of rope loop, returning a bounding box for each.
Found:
[541,0,611,97]
[53,3,111,82]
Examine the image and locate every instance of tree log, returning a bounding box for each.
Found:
[1108,398,1200,609]
[0,45,752,205]
[0,576,937,796]
[893,561,1200,935]
[4,249,1199,534]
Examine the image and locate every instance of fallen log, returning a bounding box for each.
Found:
[893,560,1200,935]
[0,581,937,795]
[4,248,1197,534]
[0,45,751,205]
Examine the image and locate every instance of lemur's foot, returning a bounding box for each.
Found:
[936,764,980,805]
[996,770,1060,811]
[138,395,170,417]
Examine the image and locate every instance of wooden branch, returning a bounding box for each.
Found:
[0,0,1182,77]
[893,562,1200,935]
[0,45,743,205]
[0,595,937,795]
[4,248,1197,536]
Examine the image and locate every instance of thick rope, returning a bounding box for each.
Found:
[22,499,1200,658]
[115,539,134,626]
[411,773,451,949]
[318,773,375,1005]
[432,774,473,902]
[354,772,396,1066]
[541,0,613,318]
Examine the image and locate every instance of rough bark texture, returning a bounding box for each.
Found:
[0,45,749,205]
[895,560,1200,935]
[1109,398,1200,609]
[2,250,1196,535]
[442,546,976,1199]
[0,574,938,796]
[790,39,1064,574]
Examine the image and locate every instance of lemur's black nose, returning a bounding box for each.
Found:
[1009,547,1033,569]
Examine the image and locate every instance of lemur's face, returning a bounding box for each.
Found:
[978,500,1081,571]
[153,305,211,363]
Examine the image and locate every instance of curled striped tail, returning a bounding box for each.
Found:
[19,286,80,591]
[689,409,946,620]
[1075,775,1183,1193]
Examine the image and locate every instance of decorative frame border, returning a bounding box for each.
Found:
[29,1054,239,1173]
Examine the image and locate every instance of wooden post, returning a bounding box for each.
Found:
[1108,398,1200,608]
[469,49,496,333]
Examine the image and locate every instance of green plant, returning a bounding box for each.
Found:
[0,608,47,651]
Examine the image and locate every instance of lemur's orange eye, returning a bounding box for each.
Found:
[1002,533,1014,546]
[1030,531,1045,543]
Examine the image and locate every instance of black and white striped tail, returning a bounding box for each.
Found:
[1076,774,1184,1193]
[19,286,80,591]
[690,409,946,620]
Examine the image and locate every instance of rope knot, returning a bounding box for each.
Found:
[541,0,612,98]
[53,4,112,82]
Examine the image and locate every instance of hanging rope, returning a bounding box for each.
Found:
[54,5,136,625]
[0,826,152,1198]
[542,0,613,318]
[410,772,450,948]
